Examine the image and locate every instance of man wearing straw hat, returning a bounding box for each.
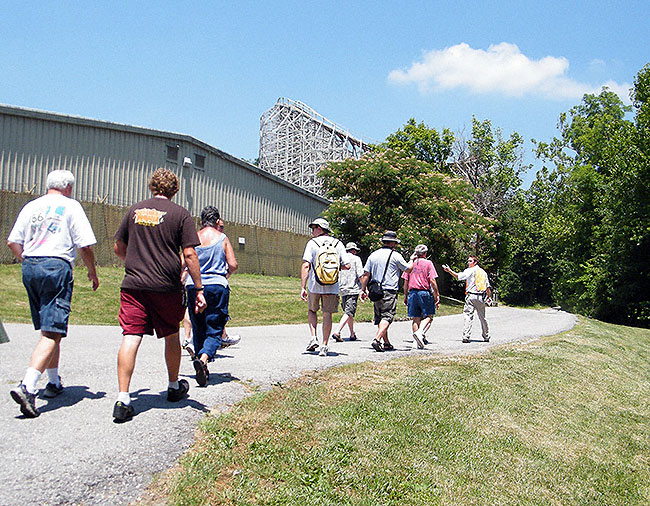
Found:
[360,230,414,352]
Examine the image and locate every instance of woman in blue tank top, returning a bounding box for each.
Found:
[185,206,238,386]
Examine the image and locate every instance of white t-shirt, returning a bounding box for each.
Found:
[364,247,410,291]
[7,193,96,264]
[457,265,491,293]
[302,235,350,294]
[339,254,364,296]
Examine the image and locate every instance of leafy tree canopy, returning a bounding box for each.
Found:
[373,118,455,171]
[319,149,493,267]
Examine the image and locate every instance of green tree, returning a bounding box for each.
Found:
[319,149,492,268]
[376,118,455,171]
[519,65,650,326]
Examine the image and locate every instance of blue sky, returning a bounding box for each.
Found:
[2,1,648,186]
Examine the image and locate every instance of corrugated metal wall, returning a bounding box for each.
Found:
[0,105,328,234]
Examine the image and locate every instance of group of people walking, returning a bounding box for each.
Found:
[6,167,492,423]
[299,219,492,355]
[7,168,239,422]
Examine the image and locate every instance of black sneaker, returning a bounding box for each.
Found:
[10,383,40,418]
[422,336,429,345]
[43,379,64,398]
[371,340,384,352]
[483,336,490,342]
[349,333,358,341]
[383,342,395,351]
[167,379,190,402]
[193,358,209,387]
[462,338,471,343]
[112,401,134,423]
[332,333,343,343]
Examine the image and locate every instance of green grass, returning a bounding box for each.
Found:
[0,264,462,326]
[145,317,650,506]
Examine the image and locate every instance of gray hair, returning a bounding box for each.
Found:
[46,170,75,191]
[414,244,428,257]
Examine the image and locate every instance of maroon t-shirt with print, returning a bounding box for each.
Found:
[115,197,199,292]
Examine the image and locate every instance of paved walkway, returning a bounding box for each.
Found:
[0,306,576,506]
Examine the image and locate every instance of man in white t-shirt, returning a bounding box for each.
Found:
[332,242,364,342]
[7,170,99,418]
[443,255,492,343]
[300,218,350,356]
[360,230,414,352]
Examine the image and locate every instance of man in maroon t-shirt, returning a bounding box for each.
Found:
[112,168,206,422]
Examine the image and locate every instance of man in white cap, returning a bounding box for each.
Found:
[360,230,414,352]
[300,217,350,356]
[7,169,99,418]
[332,242,364,342]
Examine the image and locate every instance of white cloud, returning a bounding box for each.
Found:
[388,42,631,102]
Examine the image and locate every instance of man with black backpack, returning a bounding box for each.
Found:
[300,218,350,356]
[360,230,415,352]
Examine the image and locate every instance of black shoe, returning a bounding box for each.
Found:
[332,333,343,343]
[167,379,190,402]
[422,336,429,345]
[462,338,470,343]
[483,336,490,342]
[371,340,384,352]
[349,333,358,341]
[193,358,209,387]
[43,379,64,398]
[183,342,196,360]
[112,401,134,423]
[10,383,40,418]
[383,342,395,351]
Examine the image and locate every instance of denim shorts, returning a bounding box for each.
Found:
[22,257,74,336]
[407,289,436,318]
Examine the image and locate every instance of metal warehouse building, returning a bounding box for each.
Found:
[0,104,329,274]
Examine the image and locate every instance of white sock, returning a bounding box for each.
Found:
[23,367,42,394]
[117,392,131,405]
[169,381,179,390]
[46,368,60,386]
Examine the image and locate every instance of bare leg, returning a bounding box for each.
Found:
[336,313,350,335]
[29,331,62,372]
[117,334,143,393]
[322,312,333,346]
[347,316,355,336]
[163,332,182,383]
[308,309,319,338]
[182,309,192,342]
[375,320,391,343]
[411,317,422,335]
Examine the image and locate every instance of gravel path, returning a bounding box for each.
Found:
[0,306,576,506]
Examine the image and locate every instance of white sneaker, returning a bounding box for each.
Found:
[221,334,241,348]
[318,345,328,356]
[412,332,425,349]
[306,337,319,352]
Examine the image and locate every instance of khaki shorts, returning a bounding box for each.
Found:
[308,292,339,313]
[373,290,398,325]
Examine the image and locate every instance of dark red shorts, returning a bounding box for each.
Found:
[119,288,185,338]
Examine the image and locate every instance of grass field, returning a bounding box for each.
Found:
[0,264,462,327]
[140,317,650,506]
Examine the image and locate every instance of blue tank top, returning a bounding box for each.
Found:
[185,234,228,288]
